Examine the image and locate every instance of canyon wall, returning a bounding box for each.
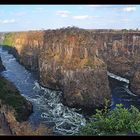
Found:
[1,28,111,110]
[91,31,140,95]
[39,28,110,109]
[2,28,140,110]
[93,32,140,78]
[2,31,45,74]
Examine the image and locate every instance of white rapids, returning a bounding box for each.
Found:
[107,71,129,84]
[107,71,137,97]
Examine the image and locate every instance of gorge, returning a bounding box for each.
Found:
[0,27,140,135]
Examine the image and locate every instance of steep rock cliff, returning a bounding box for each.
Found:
[39,28,111,109]
[3,31,45,75]
[2,28,111,110]
[91,32,140,78]
[3,28,140,109]
[92,31,140,95]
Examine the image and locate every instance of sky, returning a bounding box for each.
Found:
[0,5,140,31]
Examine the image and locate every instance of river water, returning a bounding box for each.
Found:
[108,72,140,110]
[0,46,140,135]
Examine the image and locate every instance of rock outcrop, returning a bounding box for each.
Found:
[130,67,140,95]
[39,28,111,109]
[0,76,33,122]
[0,57,5,72]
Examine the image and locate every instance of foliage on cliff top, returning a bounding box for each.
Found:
[80,103,140,136]
[0,76,31,121]
[3,33,14,46]
[3,31,44,47]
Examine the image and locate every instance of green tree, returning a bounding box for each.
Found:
[80,103,140,136]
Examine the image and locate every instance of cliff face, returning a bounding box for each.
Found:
[2,28,140,109]
[130,67,140,95]
[93,32,140,95]
[39,28,110,109]
[2,28,111,110]
[3,31,45,74]
[0,57,5,72]
[90,32,140,78]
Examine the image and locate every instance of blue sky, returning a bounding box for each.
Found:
[0,5,140,31]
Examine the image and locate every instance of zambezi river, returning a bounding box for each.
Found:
[0,46,140,135]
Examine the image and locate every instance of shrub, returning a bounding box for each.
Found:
[80,103,140,136]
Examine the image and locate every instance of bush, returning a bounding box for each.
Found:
[80,103,140,136]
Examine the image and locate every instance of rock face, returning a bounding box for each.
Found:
[130,67,140,95]
[17,99,33,122]
[0,57,5,72]
[93,31,140,95]
[2,31,44,76]
[1,28,111,110]
[39,28,111,109]
[0,75,33,122]
[3,28,140,110]
[96,32,140,79]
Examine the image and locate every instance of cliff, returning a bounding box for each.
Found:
[2,31,45,75]
[2,28,140,110]
[94,32,140,78]
[1,28,111,110]
[93,31,140,95]
[40,28,110,109]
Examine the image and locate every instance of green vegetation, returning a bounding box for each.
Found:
[80,103,140,136]
[0,76,31,121]
[3,33,14,46]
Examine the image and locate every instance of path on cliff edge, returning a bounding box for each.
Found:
[0,113,12,135]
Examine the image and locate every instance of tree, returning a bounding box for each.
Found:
[80,103,140,136]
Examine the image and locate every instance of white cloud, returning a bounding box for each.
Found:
[121,18,131,22]
[73,15,92,20]
[15,11,27,16]
[123,6,136,12]
[56,10,70,18]
[0,19,16,24]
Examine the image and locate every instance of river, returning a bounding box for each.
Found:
[0,46,140,135]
